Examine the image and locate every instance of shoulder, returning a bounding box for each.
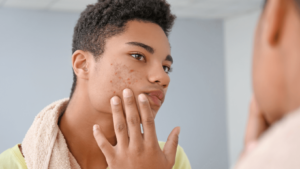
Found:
[235,110,300,169]
[158,141,191,169]
[0,144,27,169]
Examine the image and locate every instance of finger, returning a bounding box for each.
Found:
[123,89,143,144]
[163,127,180,165]
[111,96,129,147]
[138,94,158,145]
[93,125,115,159]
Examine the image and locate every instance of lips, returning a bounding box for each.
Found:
[146,90,164,107]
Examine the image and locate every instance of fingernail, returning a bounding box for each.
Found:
[93,125,99,131]
[139,94,147,102]
[112,96,120,105]
[123,88,132,98]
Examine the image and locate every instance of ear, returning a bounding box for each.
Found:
[263,0,287,46]
[72,50,90,80]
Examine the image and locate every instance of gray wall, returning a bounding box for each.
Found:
[157,19,228,168]
[0,8,228,169]
[0,7,77,152]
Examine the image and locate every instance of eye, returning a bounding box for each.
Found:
[163,66,172,74]
[131,53,145,61]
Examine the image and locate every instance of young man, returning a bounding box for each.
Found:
[0,0,191,169]
[234,0,300,168]
[101,0,300,168]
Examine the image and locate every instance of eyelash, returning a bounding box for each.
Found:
[130,53,146,61]
[163,66,173,74]
[130,53,173,74]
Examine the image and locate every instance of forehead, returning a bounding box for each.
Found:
[107,20,171,53]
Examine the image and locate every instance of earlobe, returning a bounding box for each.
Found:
[264,0,286,46]
[72,50,90,80]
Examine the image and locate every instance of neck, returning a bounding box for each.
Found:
[59,90,116,169]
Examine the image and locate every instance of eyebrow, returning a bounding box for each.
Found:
[166,55,173,64]
[126,42,154,54]
[126,41,173,64]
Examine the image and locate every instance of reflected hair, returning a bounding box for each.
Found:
[264,0,300,9]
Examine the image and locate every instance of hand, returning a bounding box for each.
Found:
[93,88,180,169]
[241,96,269,157]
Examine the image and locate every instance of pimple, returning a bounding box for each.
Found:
[129,70,134,73]
[127,78,130,81]
[110,80,112,83]
[128,82,131,84]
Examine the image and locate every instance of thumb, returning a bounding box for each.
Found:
[163,126,180,165]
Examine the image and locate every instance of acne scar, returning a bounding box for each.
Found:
[111,63,142,92]
[110,80,112,83]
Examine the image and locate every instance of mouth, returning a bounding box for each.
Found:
[145,90,164,107]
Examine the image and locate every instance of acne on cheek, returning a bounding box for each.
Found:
[109,63,141,94]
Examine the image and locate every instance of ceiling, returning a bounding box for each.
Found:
[0,0,264,19]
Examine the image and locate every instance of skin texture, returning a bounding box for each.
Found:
[59,20,175,169]
[243,0,300,155]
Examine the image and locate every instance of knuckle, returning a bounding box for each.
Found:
[128,116,140,125]
[125,97,135,105]
[145,142,158,150]
[168,137,178,148]
[115,123,125,132]
[143,116,154,125]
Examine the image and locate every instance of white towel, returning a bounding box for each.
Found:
[22,99,81,169]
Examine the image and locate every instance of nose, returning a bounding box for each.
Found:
[148,63,170,88]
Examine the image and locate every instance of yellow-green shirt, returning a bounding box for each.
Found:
[0,144,27,169]
[0,142,191,169]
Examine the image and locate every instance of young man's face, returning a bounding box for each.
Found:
[87,20,172,116]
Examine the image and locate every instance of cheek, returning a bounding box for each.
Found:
[253,50,286,122]
[88,62,144,113]
[109,63,142,95]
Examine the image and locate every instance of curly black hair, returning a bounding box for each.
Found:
[69,0,176,99]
